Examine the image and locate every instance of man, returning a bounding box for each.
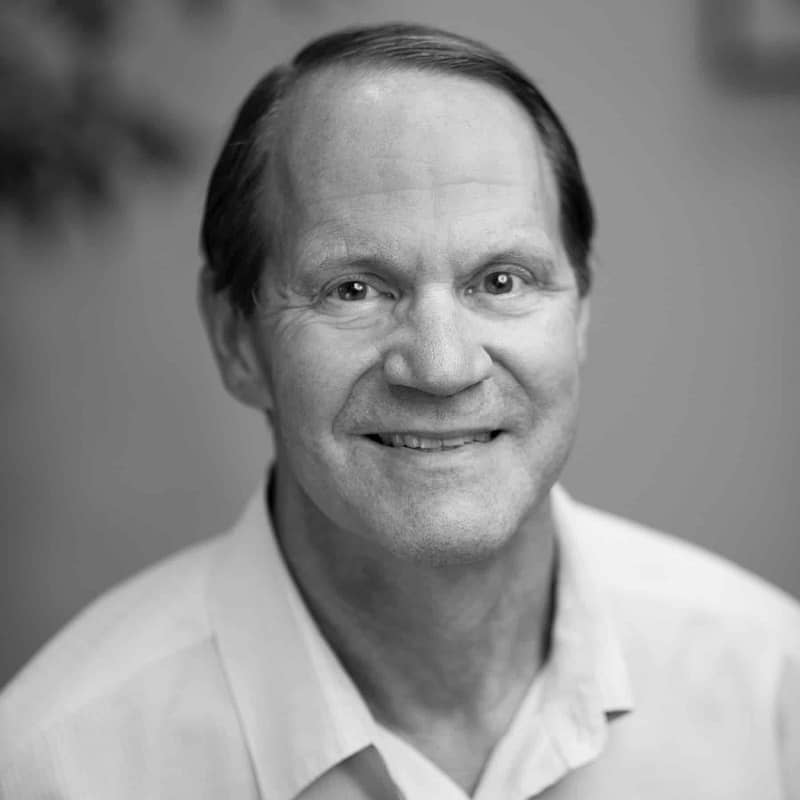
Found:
[1,22,798,799]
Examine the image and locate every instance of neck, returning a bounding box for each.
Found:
[271,468,557,792]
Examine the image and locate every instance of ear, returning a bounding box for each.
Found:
[576,295,590,365]
[197,266,273,411]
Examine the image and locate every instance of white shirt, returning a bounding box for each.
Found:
[0,485,798,799]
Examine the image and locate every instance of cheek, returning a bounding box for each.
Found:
[268,321,375,440]
[498,312,583,405]
[272,349,333,438]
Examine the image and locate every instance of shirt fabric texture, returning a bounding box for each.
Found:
[1,485,798,799]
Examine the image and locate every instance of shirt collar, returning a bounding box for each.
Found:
[465,487,634,800]
[207,485,376,800]
[207,482,634,800]
[540,485,634,763]
[550,485,634,713]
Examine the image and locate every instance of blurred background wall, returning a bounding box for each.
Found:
[2,0,798,687]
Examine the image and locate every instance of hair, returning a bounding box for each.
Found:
[200,22,595,315]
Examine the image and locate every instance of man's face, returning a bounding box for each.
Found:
[232,67,588,563]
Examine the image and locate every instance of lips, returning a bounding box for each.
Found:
[368,431,496,450]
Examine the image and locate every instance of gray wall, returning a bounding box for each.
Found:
[2,0,798,687]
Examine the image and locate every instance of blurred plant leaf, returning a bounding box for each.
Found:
[0,0,222,233]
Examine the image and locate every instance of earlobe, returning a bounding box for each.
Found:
[197,266,273,410]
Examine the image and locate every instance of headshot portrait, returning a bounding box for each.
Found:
[1,4,798,799]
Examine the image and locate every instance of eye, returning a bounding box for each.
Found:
[464,264,551,311]
[336,280,371,301]
[467,269,526,297]
[482,271,516,295]
[324,277,395,307]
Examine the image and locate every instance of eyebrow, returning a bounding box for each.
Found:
[293,228,558,279]
[475,228,557,259]
[481,243,557,270]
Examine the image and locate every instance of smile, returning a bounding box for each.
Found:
[366,431,499,451]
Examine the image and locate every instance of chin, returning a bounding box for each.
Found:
[361,498,529,567]
[404,533,511,567]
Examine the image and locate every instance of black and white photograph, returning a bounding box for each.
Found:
[1,1,798,797]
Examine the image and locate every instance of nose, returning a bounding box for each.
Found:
[383,287,492,396]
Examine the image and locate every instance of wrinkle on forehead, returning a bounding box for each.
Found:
[293,175,528,206]
[265,65,562,276]
[277,68,551,189]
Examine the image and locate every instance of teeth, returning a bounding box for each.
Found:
[377,432,493,449]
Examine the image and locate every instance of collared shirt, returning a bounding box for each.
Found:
[0,485,798,799]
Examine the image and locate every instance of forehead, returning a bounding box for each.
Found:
[270,66,560,264]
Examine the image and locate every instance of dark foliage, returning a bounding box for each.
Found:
[0,0,220,231]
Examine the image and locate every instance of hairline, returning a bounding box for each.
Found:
[252,60,574,301]
[200,26,594,315]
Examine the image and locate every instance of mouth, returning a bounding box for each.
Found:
[365,430,501,451]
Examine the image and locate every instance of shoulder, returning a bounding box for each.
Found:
[561,492,800,655]
[0,532,233,772]
[558,493,800,794]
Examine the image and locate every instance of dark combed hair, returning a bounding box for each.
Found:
[200,22,595,315]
